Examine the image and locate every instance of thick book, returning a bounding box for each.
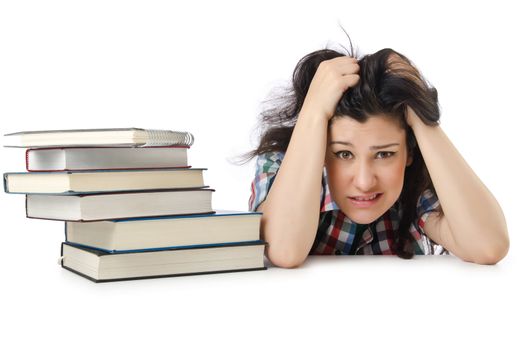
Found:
[26,189,214,221]
[61,241,267,282]
[65,211,262,252]
[4,128,194,148]
[25,146,189,171]
[4,168,205,194]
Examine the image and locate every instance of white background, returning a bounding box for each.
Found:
[1,1,526,349]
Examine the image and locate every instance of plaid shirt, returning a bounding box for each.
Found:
[249,151,448,256]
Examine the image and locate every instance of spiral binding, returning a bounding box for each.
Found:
[143,129,194,147]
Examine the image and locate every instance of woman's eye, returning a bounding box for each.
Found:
[376,151,396,159]
[335,151,353,160]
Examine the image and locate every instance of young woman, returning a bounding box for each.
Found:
[247,46,509,267]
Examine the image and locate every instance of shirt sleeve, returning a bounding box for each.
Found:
[248,151,285,212]
[413,188,449,255]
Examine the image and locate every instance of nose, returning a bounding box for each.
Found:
[352,160,377,192]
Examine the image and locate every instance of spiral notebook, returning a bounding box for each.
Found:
[3,128,194,148]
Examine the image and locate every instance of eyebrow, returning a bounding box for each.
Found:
[329,141,400,150]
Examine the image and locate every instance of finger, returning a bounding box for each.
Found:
[329,56,358,64]
[318,56,359,78]
[336,61,360,76]
[340,74,360,91]
[329,57,360,75]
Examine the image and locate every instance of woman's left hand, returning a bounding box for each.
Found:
[405,105,422,129]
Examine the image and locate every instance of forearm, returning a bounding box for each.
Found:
[412,122,509,256]
[259,109,327,267]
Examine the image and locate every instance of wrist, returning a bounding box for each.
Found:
[298,107,331,125]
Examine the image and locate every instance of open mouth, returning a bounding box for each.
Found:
[348,193,382,207]
[351,193,379,201]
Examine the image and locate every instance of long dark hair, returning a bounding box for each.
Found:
[245,44,442,259]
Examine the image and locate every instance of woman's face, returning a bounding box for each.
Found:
[325,115,412,224]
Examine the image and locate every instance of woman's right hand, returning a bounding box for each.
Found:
[300,56,360,121]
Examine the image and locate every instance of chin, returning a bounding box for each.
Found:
[345,212,380,225]
[340,198,396,224]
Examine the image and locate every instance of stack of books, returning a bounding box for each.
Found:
[4,128,266,282]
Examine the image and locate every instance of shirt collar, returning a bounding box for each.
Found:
[321,167,341,212]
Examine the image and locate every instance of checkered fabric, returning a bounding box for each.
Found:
[249,151,448,256]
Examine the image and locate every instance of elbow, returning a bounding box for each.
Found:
[266,246,308,269]
[466,232,510,265]
[260,221,313,268]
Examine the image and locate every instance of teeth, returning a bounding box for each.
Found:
[353,194,378,201]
